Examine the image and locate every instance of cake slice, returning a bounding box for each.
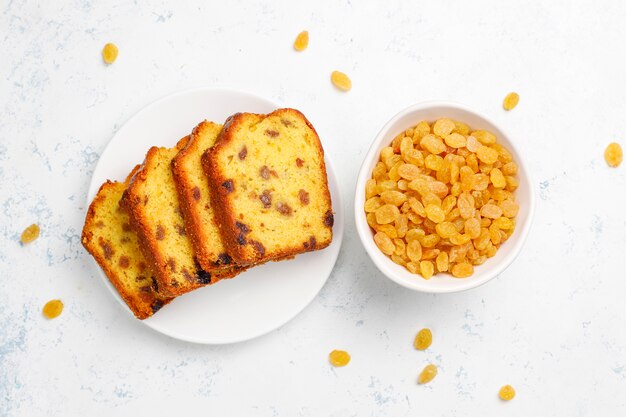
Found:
[122,137,239,297]
[171,121,243,274]
[81,167,172,319]
[202,108,334,265]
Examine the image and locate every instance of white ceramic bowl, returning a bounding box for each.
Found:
[354,101,535,293]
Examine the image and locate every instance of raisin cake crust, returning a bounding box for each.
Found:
[122,137,239,297]
[202,108,334,265]
[171,121,244,275]
[81,169,171,319]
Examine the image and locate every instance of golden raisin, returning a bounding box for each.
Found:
[420,134,446,154]
[42,299,63,319]
[20,224,40,244]
[503,92,519,111]
[414,328,432,350]
[490,167,507,188]
[375,204,399,224]
[498,384,516,401]
[102,43,118,64]
[329,349,351,367]
[418,364,437,384]
[433,118,455,137]
[419,260,434,279]
[445,132,467,148]
[605,142,623,167]
[476,146,499,164]
[424,204,445,223]
[451,262,473,278]
[435,252,449,271]
[331,70,352,92]
[472,130,497,145]
[374,232,395,256]
[293,30,309,51]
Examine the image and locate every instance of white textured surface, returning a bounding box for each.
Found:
[1,0,626,415]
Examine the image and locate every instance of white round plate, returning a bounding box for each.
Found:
[87,88,344,344]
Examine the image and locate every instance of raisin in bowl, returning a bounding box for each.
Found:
[354,101,535,293]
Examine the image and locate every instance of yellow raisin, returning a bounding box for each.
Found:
[375,204,400,224]
[398,164,421,181]
[503,92,519,111]
[406,240,423,263]
[490,167,507,188]
[102,43,118,64]
[449,233,472,245]
[414,328,432,350]
[380,191,407,206]
[466,135,481,152]
[418,364,437,384]
[435,252,449,272]
[414,121,431,140]
[21,224,40,244]
[424,204,445,223]
[451,262,474,278]
[492,217,514,230]
[374,232,395,255]
[472,130,497,145]
[420,134,446,154]
[464,217,482,239]
[499,199,519,218]
[406,262,420,274]
[419,260,435,279]
[480,204,503,219]
[331,70,352,91]
[476,146,499,164]
[501,162,518,175]
[435,222,457,239]
[424,154,444,171]
[498,384,516,401]
[605,142,623,167]
[329,349,351,367]
[444,132,467,148]
[42,299,63,319]
[365,179,377,199]
[433,118,455,137]
[293,30,309,51]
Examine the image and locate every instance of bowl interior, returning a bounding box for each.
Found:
[355,102,534,293]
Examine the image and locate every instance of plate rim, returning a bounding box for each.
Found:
[85,87,344,344]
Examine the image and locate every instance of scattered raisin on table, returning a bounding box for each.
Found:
[605,142,623,167]
[329,349,351,367]
[43,299,63,319]
[331,71,352,92]
[418,364,437,384]
[293,30,309,51]
[498,384,516,401]
[414,328,432,350]
[503,92,519,111]
[21,224,40,244]
[102,43,119,64]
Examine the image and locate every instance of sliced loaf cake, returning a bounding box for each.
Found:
[171,121,242,274]
[202,108,334,265]
[122,137,239,297]
[81,168,171,319]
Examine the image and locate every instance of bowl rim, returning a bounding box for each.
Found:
[354,100,536,293]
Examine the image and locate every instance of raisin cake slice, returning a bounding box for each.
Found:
[81,168,171,319]
[122,137,239,297]
[202,108,334,265]
[172,121,244,274]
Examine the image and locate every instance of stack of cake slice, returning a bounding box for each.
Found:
[82,108,333,319]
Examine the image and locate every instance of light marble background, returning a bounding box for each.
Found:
[1,0,626,415]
